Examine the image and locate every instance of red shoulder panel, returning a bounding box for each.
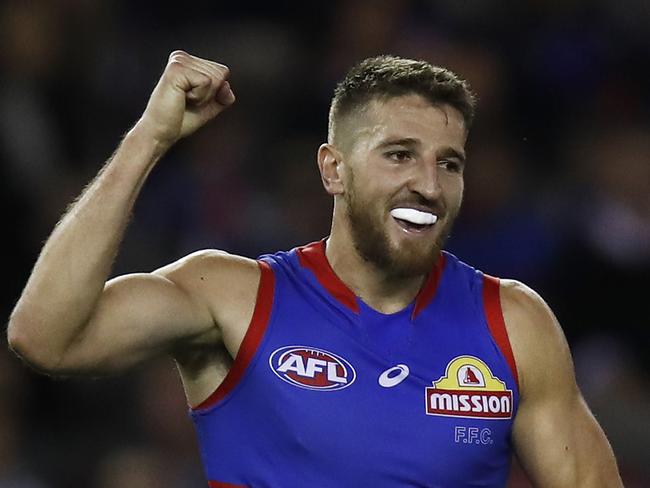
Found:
[208,481,246,488]
[482,274,519,390]
[297,240,359,313]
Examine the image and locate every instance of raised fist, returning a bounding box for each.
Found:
[137,51,235,148]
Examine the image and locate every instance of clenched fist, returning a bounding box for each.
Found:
[137,51,235,148]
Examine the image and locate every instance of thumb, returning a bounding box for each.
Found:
[186,79,212,105]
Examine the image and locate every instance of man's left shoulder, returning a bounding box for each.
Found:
[499,279,553,323]
[498,279,574,395]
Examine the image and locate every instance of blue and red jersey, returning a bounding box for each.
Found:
[190,240,520,487]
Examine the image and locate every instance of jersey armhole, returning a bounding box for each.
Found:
[192,260,275,411]
[482,274,520,391]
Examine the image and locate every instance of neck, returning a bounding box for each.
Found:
[325,224,428,314]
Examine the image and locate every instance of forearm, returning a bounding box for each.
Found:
[8,50,234,372]
[8,123,168,369]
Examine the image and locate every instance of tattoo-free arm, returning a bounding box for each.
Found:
[501,280,623,487]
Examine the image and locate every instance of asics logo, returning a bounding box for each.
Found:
[378,364,410,388]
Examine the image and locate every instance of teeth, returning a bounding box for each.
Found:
[390,208,438,225]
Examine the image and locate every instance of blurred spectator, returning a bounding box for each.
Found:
[574,335,650,484]
[93,445,176,488]
[551,124,650,359]
[447,133,563,289]
[0,349,50,488]
[131,359,206,486]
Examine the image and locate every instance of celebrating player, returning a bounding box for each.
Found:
[8,51,623,487]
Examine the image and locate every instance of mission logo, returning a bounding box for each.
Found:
[269,346,356,391]
[425,355,513,419]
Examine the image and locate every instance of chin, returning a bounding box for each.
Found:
[386,227,448,274]
[347,199,449,277]
[387,244,440,277]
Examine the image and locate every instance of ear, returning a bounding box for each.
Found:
[317,143,345,195]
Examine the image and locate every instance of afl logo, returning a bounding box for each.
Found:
[269,346,356,391]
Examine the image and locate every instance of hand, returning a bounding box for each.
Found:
[136,50,235,148]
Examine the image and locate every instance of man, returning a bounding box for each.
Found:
[8,51,622,487]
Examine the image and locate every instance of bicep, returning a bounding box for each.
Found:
[502,280,622,487]
[513,382,620,487]
[59,271,217,375]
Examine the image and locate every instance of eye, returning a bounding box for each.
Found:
[438,159,463,173]
[385,150,413,162]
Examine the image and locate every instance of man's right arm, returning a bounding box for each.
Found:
[7,51,237,375]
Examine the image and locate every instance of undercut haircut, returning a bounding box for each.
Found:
[328,55,477,148]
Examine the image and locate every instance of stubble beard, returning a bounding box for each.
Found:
[345,181,458,279]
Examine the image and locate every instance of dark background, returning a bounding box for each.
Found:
[1,1,649,486]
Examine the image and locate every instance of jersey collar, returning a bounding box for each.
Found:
[297,239,446,320]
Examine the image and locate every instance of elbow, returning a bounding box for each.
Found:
[6,311,64,374]
[6,313,28,359]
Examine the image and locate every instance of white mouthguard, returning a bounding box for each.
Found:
[390,208,438,225]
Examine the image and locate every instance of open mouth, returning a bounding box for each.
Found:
[390,208,438,234]
[393,219,431,232]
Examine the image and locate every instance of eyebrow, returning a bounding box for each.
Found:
[376,137,420,150]
[376,137,466,162]
[438,146,466,163]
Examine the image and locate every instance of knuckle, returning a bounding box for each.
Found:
[168,50,188,61]
[213,63,230,77]
[211,74,225,86]
[166,59,184,72]
[195,69,211,81]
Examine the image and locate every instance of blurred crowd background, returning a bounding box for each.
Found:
[1,1,649,487]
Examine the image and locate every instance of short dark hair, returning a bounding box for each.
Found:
[328,55,476,145]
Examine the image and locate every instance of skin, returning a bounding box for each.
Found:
[320,95,466,312]
[7,51,622,487]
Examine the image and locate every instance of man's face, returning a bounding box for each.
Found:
[339,94,467,277]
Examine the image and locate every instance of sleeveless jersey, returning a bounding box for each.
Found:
[190,240,520,488]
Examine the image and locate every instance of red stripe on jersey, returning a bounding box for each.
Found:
[411,253,446,321]
[297,240,359,313]
[208,481,246,488]
[482,275,519,390]
[193,260,275,410]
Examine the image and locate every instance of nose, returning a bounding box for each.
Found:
[407,160,441,201]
